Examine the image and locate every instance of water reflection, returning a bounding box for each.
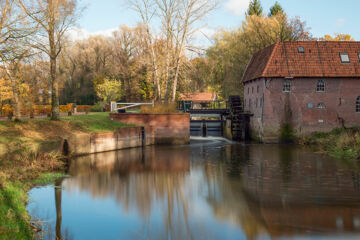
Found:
[28,142,360,240]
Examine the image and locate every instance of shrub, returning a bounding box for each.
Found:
[90,102,105,112]
[140,103,178,114]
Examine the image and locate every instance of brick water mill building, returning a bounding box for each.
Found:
[242,41,360,142]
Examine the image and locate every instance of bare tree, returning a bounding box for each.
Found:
[129,0,162,100]
[19,0,78,120]
[171,0,217,102]
[154,0,178,101]
[0,0,35,120]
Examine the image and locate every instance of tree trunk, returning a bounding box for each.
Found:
[49,25,60,120]
[50,55,60,120]
[4,63,21,120]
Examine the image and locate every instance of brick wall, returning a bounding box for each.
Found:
[244,77,360,142]
[244,78,266,140]
[110,113,190,145]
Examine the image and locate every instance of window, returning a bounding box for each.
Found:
[252,86,254,93]
[356,96,360,113]
[257,85,259,93]
[283,80,291,92]
[317,103,326,109]
[244,99,246,107]
[298,46,305,53]
[316,79,325,92]
[358,53,360,62]
[249,99,252,108]
[247,87,249,94]
[256,98,258,108]
[340,53,350,63]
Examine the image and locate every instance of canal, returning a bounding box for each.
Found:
[27,139,360,240]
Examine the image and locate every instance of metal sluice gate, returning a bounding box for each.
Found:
[190,120,224,137]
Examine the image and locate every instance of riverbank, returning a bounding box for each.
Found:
[0,112,134,239]
[302,127,360,161]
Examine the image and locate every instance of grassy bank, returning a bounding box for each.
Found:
[0,112,133,239]
[0,112,133,157]
[302,127,360,161]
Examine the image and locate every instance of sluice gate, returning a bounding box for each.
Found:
[178,95,252,141]
[190,120,224,137]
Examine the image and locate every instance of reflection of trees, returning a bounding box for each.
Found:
[202,145,268,240]
[55,179,62,240]
[64,146,193,239]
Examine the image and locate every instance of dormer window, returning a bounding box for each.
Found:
[298,47,305,53]
[340,53,350,63]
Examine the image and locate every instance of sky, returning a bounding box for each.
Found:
[73,0,360,45]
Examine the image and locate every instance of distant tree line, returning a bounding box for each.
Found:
[0,0,355,120]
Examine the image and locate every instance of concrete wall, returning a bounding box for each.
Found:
[244,77,360,142]
[110,113,190,145]
[65,126,155,156]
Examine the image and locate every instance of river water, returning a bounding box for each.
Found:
[27,139,360,240]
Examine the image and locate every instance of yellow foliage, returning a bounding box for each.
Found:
[320,33,355,41]
[0,78,12,103]
[141,103,178,114]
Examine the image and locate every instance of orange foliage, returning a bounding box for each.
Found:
[0,104,94,117]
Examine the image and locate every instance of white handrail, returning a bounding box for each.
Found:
[111,101,155,112]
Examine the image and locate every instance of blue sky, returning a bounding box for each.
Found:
[76,0,360,43]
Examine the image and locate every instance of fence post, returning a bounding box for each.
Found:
[111,102,116,112]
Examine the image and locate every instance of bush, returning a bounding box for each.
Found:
[90,102,104,112]
[140,103,178,114]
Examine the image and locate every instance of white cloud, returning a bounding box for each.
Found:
[224,0,250,15]
[335,18,345,27]
[67,27,119,41]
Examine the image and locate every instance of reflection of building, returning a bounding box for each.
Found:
[241,145,360,237]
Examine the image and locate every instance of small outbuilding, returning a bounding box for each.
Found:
[242,41,360,142]
[179,92,217,110]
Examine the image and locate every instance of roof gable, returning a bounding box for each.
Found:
[242,41,360,82]
[179,92,216,102]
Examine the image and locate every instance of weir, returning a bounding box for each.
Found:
[178,95,252,141]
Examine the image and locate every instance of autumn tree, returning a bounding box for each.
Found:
[247,0,263,16]
[320,33,354,41]
[129,0,161,100]
[205,11,311,98]
[95,78,122,103]
[0,0,36,120]
[19,0,78,120]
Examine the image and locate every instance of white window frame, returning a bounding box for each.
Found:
[316,79,325,92]
[340,52,350,63]
[283,80,292,93]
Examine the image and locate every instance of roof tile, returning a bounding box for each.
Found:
[242,41,360,82]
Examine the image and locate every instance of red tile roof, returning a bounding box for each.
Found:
[242,41,360,82]
[179,92,216,102]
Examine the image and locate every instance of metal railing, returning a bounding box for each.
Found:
[111,101,155,112]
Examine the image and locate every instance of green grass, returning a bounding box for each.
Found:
[34,172,68,186]
[62,112,135,132]
[303,127,360,161]
[0,181,32,240]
